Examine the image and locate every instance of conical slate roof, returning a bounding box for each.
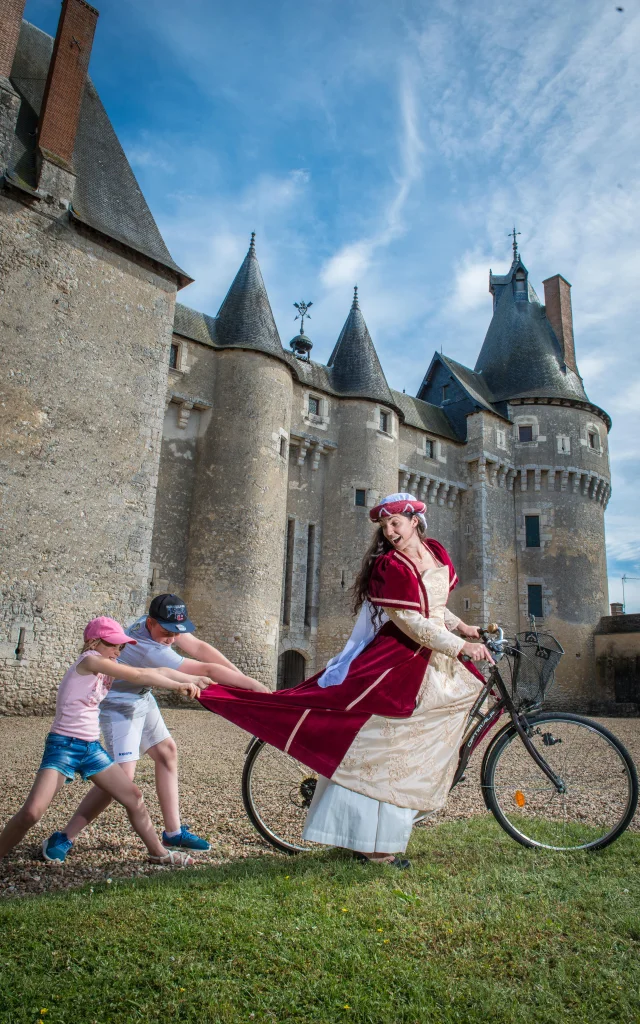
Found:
[474,256,587,403]
[327,288,395,405]
[213,234,285,359]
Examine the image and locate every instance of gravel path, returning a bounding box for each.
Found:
[1,711,638,898]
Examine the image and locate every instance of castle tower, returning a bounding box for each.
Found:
[183,236,293,685]
[314,288,400,667]
[473,247,611,708]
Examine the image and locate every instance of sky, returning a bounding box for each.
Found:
[24,0,640,611]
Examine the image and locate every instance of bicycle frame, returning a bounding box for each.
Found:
[450,658,566,794]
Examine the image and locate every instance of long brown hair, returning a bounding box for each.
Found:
[351,512,428,622]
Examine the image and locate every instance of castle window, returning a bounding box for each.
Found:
[519,425,534,443]
[379,410,390,433]
[442,384,450,402]
[588,431,599,450]
[463,598,471,611]
[283,519,295,626]
[514,269,527,300]
[557,435,571,454]
[525,515,541,548]
[279,436,287,458]
[169,343,179,369]
[527,584,543,619]
[496,428,506,449]
[355,489,367,507]
[425,438,434,459]
[304,524,316,627]
[308,396,320,416]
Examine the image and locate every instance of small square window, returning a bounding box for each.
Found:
[169,343,179,369]
[588,431,598,450]
[518,425,534,443]
[308,396,320,416]
[355,489,367,507]
[527,584,543,619]
[525,515,540,548]
[425,438,434,459]
[380,411,390,433]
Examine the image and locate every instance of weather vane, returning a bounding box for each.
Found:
[293,301,313,333]
[509,226,521,260]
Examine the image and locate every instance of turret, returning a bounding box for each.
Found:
[315,288,399,667]
[183,235,293,685]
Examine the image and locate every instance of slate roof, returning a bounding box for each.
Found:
[173,303,215,347]
[326,288,395,406]
[212,235,286,360]
[439,355,499,414]
[7,21,190,285]
[390,390,460,441]
[476,255,588,403]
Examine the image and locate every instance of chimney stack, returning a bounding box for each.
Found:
[610,602,624,617]
[543,274,578,376]
[0,0,27,172]
[37,0,99,201]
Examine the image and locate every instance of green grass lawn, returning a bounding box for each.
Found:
[1,817,639,1024]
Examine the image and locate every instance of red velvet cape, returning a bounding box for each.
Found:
[198,540,483,779]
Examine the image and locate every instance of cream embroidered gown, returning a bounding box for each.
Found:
[302,565,484,854]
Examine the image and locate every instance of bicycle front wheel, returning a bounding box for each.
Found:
[242,739,322,854]
[482,712,638,851]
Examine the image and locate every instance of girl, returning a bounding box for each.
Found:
[0,616,209,867]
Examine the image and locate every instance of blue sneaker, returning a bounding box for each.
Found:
[42,831,73,863]
[162,825,210,852]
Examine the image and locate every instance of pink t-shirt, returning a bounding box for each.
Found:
[50,651,112,742]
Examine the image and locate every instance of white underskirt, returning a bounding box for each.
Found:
[302,775,415,854]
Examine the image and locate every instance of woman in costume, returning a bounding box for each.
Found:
[198,493,494,867]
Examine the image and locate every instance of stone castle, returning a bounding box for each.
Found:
[1,1,619,714]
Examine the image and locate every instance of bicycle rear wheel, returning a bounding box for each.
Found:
[482,712,638,851]
[242,739,322,853]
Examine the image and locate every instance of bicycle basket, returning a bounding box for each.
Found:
[508,631,564,707]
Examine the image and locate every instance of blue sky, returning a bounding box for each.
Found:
[25,0,640,611]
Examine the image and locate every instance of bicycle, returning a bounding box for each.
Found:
[242,624,638,854]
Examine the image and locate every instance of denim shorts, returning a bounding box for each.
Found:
[38,732,114,782]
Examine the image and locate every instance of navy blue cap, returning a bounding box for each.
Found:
[148,594,195,634]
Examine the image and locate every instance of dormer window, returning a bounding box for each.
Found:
[442,384,449,403]
[514,269,527,301]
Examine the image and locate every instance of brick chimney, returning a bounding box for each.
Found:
[36,0,99,202]
[0,0,27,172]
[610,602,624,617]
[543,274,578,375]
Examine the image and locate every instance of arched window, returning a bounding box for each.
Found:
[278,650,307,690]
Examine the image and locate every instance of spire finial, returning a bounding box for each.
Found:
[352,285,359,310]
[509,226,521,262]
[249,231,256,255]
[293,300,313,334]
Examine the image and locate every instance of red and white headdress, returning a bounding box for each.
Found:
[370,492,427,526]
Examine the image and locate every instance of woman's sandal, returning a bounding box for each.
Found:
[148,850,194,868]
[353,853,411,869]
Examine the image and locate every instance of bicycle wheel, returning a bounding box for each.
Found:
[242,739,322,854]
[482,712,638,851]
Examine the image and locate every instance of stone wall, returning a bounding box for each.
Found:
[0,194,176,713]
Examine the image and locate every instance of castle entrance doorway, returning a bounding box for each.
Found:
[278,650,307,690]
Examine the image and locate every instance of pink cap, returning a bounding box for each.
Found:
[83,616,137,646]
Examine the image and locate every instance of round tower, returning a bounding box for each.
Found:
[184,237,293,685]
[314,288,400,667]
[475,253,611,711]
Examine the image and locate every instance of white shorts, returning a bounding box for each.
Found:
[99,694,171,764]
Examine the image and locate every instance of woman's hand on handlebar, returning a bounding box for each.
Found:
[457,622,480,639]
[461,641,495,665]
